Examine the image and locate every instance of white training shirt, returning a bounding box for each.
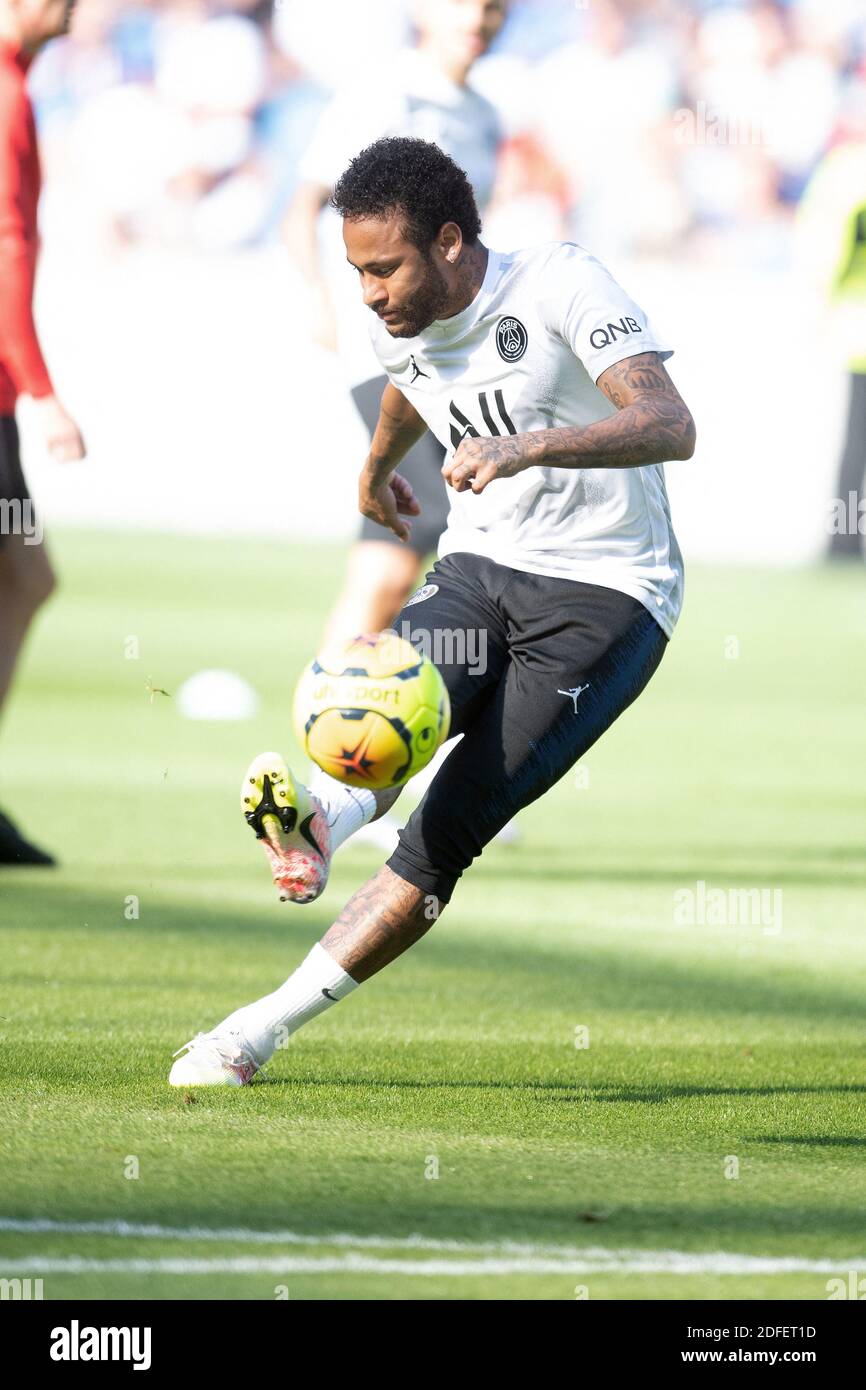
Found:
[369,241,684,637]
[300,48,501,389]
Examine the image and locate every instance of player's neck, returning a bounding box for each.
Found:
[0,15,44,56]
[447,242,489,317]
[0,15,21,49]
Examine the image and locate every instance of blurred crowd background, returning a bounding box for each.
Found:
[19,0,866,560]
[30,0,866,258]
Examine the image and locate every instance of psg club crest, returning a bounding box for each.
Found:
[495,316,528,362]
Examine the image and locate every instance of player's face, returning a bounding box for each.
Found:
[344,215,451,339]
[416,0,507,68]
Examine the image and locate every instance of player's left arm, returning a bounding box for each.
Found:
[443,352,695,493]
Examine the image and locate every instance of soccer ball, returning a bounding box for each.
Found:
[293,632,451,790]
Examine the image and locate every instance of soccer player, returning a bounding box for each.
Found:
[286,0,506,642]
[0,0,85,866]
[170,137,695,1087]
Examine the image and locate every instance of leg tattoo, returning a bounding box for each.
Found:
[321,865,439,982]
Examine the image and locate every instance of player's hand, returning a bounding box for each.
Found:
[34,394,86,463]
[443,434,538,493]
[359,471,421,544]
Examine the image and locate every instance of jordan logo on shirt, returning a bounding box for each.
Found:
[558,684,590,712]
[408,354,429,383]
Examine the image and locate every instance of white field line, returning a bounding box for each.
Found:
[3,1216,601,1254]
[0,1253,857,1276]
[0,1219,858,1277]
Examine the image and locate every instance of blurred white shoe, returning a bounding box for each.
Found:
[494,818,521,845]
[169,1029,260,1087]
[349,816,402,855]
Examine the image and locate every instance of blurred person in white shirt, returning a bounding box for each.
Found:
[55,8,270,251]
[284,0,507,643]
[532,0,680,258]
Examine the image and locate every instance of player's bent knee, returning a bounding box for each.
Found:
[24,558,58,610]
[377,579,417,622]
[0,553,56,612]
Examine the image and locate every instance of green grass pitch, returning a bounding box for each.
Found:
[1,530,864,1301]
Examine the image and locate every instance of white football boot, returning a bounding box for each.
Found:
[169,1029,260,1087]
[241,751,331,904]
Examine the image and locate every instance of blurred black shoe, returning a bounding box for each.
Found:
[0,810,56,866]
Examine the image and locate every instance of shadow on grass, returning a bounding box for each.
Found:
[3,878,865,1030]
[6,833,866,894]
[249,1072,866,1106]
[749,1135,866,1148]
[466,856,866,890]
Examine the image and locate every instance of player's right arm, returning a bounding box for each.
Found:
[282,179,338,352]
[0,74,84,461]
[358,383,426,543]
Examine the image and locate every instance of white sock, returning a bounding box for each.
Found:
[309,768,376,851]
[220,942,359,1065]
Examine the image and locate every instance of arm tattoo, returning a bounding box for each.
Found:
[485,436,532,476]
[600,354,669,402]
[536,351,696,470]
[464,433,542,478]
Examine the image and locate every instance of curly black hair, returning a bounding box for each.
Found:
[330,136,482,251]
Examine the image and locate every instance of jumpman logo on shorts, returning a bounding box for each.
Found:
[557,684,590,713]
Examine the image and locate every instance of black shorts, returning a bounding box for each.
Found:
[387,552,670,904]
[351,375,449,558]
[0,415,30,551]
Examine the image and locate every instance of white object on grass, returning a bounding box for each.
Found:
[177,669,259,722]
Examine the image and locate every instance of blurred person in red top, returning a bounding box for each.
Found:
[0,0,85,865]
